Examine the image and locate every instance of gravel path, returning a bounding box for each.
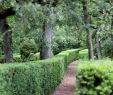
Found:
[50,62,76,95]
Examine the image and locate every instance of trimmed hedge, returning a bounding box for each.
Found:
[57,49,79,68]
[76,60,113,95]
[0,49,79,95]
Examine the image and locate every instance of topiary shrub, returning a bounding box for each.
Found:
[20,38,38,62]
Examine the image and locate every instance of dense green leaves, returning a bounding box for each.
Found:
[20,38,38,61]
[76,60,113,95]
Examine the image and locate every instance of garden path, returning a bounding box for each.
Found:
[50,62,76,95]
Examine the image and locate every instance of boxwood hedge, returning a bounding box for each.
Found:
[0,49,79,95]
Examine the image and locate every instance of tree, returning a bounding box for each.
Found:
[0,7,15,63]
[35,0,58,59]
[40,7,54,59]
[95,27,101,59]
[0,0,27,63]
[82,0,94,60]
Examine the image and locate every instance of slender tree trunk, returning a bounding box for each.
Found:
[95,28,101,59]
[40,8,53,60]
[82,0,94,60]
[0,19,12,63]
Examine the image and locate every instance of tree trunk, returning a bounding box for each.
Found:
[82,0,94,60]
[0,21,2,55]
[0,19,13,63]
[40,8,54,60]
[40,21,53,60]
[95,28,101,59]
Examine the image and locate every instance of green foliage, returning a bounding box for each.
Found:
[0,56,4,63]
[12,53,21,62]
[13,53,40,62]
[76,60,113,95]
[28,53,40,61]
[100,32,113,58]
[0,0,16,11]
[0,49,79,95]
[53,25,80,54]
[20,38,38,62]
[0,64,41,95]
[0,53,40,63]
[57,49,79,68]
[1,0,113,61]
[53,36,80,54]
[79,49,88,60]
[0,0,34,11]
[37,57,65,95]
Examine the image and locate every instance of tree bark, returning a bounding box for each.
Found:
[0,19,13,63]
[40,8,53,60]
[95,28,101,59]
[82,0,94,60]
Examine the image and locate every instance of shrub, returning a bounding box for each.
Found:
[13,53,21,62]
[13,53,40,62]
[76,60,113,95]
[0,56,4,63]
[79,49,88,60]
[29,53,40,61]
[20,38,38,62]
[0,53,40,63]
[53,37,80,54]
[0,49,79,95]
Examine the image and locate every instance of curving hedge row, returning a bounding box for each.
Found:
[0,49,79,95]
[57,49,79,68]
